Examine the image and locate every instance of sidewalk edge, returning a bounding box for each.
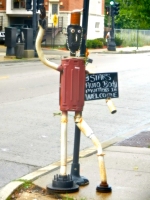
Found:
[0,122,150,199]
[90,50,150,54]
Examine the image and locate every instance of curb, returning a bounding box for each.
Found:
[90,50,150,54]
[0,122,150,200]
[0,49,150,64]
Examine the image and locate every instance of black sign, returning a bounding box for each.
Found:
[85,72,119,101]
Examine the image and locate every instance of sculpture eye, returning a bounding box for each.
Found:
[78,30,81,33]
[71,29,75,33]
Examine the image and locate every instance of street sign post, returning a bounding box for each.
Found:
[52,14,58,48]
[53,14,58,26]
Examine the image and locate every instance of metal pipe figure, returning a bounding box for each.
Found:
[36,6,111,193]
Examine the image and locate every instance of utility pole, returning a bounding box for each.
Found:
[80,0,90,57]
[26,0,44,57]
[32,0,38,57]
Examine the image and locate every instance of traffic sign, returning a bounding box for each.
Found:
[53,14,58,26]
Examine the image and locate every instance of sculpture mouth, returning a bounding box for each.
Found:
[66,40,81,53]
[71,42,80,47]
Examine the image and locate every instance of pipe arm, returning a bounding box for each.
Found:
[35,23,59,71]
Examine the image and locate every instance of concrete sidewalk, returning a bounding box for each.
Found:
[88,45,150,54]
[32,146,150,200]
[0,134,150,200]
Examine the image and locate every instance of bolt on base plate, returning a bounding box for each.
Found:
[47,174,79,193]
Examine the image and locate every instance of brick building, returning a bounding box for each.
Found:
[0,0,105,45]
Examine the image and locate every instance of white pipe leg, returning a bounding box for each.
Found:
[74,112,108,186]
[98,155,108,186]
[60,111,68,175]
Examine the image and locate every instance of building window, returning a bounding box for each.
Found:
[13,0,25,9]
[52,4,58,14]
[13,0,19,8]
[20,0,25,8]
[95,22,100,29]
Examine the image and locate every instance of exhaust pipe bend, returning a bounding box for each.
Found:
[74,112,108,186]
[35,24,59,71]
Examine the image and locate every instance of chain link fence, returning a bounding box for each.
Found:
[114,29,150,47]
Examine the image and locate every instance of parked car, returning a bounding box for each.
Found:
[0,31,5,43]
[10,24,29,43]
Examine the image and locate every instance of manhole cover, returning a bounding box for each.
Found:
[114,131,150,148]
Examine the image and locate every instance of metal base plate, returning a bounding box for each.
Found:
[72,175,89,186]
[47,174,79,193]
[96,185,112,193]
[107,39,116,51]
[47,183,79,193]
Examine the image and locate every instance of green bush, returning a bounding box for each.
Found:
[115,36,123,46]
[86,39,104,49]
[91,39,99,48]
[86,40,93,48]
[97,38,107,46]
[95,39,104,48]
[98,40,104,48]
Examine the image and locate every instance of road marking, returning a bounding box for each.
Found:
[0,76,9,80]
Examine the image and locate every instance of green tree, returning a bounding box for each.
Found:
[105,0,150,29]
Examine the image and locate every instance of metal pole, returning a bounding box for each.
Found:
[71,125,81,175]
[107,7,116,51]
[111,15,114,38]
[70,0,90,186]
[137,28,139,50]
[32,0,38,57]
[53,26,55,48]
[80,0,90,57]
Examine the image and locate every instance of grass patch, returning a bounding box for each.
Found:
[6,179,87,200]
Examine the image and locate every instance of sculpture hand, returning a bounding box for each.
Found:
[40,6,46,20]
[39,6,46,29]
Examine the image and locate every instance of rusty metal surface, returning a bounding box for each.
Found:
[114,131,150,148]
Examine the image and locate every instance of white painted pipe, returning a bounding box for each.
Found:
[106,98,117,114]
[35,24,59,70]
[90,134,108,185]
[98,155,107,185]
[60,111,68,175]
[74,112,108,185]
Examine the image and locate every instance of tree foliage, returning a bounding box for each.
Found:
[105,0,150,29]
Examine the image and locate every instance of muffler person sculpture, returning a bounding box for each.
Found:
[36,6,112,193]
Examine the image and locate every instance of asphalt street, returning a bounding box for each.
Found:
[0,51,150,189]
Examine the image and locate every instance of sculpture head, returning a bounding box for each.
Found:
[66,24,82,54]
